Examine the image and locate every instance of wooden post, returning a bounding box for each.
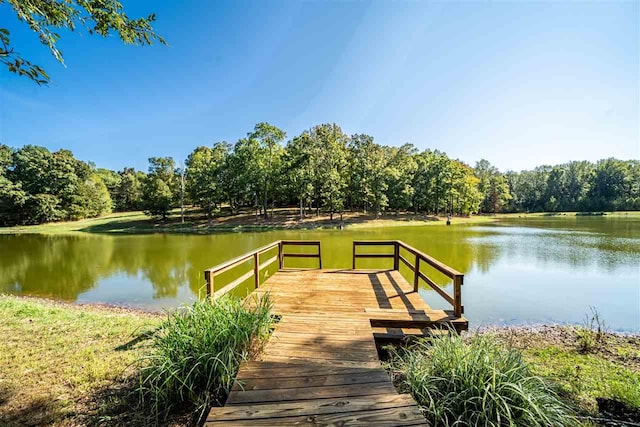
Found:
[254,252,260,289]
[352,241,356,269]
[453,274,463,317]
[278,241,284,270]
[204,270,214,303]
[393,242,400,270]
[413,256,420,292]
[317,242,322,269]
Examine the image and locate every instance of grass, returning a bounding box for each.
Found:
[2,295,638,425]
[575,307,608,354]
[387,333,577,426]
[0,294,274,426]
[0,208,495,234]
[2,207,637,235]
[0,295,162,426]
[137,295,273,422]
[488,325,640,418]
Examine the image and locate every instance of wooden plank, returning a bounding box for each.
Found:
[352,240,398,246]
[417,271,455,306]
[208,393,416,421]
[259,356,381,369]
[206,406,426,426]
[225,382,397,405]
[282,253,320,258]
[399,254,415,272]
[399,241,464,277]
[204,246,466,425]
[232,370,390,391]
[258,254,278,271]
[354,254,395,259]
[236,362,380,379]
[206,241,279,275]
[213,269,254,299]
[281,240,321,246]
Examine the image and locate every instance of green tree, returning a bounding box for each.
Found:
[284,133,314,220]
[142,157,175,219]
[348,134,389,215]
[1,0,165,84]
[227,137,261,215]
[250,123,286,219]
[0,145,28,225]
[185,143,230,224]
[311,124,348,220]
[475,159,512,213]
[114,168,144,211]
[386,144,417,215]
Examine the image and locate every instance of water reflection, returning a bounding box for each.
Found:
[0,217,638,330]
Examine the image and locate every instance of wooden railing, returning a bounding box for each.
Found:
[353,240,464,317]
[204,240,321,300]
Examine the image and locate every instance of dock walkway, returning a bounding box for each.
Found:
[204,241,467,426]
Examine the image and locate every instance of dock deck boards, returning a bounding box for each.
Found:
[205,269,467,426]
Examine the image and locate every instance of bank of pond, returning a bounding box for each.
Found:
[0,295,638,426]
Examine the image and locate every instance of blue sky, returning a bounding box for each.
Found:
[0,1,638,172]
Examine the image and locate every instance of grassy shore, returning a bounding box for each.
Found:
[482,325,640,422]
[1,208,638,235]
[1,296,638,426]
[0,296,164,426]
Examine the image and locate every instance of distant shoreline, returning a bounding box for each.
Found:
[0,209,638,235]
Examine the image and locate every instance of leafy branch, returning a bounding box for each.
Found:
[1,0,166,84]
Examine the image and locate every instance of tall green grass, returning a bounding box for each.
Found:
[388,334,577,426]
[137,294,273,420]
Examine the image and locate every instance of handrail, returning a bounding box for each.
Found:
[204,240,322,301]
[352,240,464,317]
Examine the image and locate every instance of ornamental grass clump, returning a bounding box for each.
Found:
[138,294,273,420]
[388,333,576,426]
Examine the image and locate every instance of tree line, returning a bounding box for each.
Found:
[1,122,638,226]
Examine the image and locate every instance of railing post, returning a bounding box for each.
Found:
[254,252,260,289]
[413,256,420,292]
[352,241,356,269]
[453,274,463,317]
[393,241,400,270]
[278,241,284,270]
[317,242,322,269]
[204,270,214,303]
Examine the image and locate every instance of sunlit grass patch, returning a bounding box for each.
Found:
[0,295,160,426]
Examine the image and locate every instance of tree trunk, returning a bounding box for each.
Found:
[299,197,303,220]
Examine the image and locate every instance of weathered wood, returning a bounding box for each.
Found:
[399,254,414,272]
[454,274,464,317]
[205,242,466,425]
[207,394,416,421]
[206,406,425,426]
[258,254,278,271]
[226,382,397,405]
[398,241,463,277]
[253,252,259,289]
[413,255,420,292]
[206,240,322,300]
[417,270,455,306]
[204,270,213,302]
[213,270,254,299]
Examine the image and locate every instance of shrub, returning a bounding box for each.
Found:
[137,294,273,420]
[388,333,576,426]
[576,306,607,353]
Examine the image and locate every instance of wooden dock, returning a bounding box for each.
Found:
[203,240,467,426]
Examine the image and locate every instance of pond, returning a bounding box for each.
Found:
[1,216,638,332]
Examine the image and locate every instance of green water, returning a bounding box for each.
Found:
[1,217,638,331]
